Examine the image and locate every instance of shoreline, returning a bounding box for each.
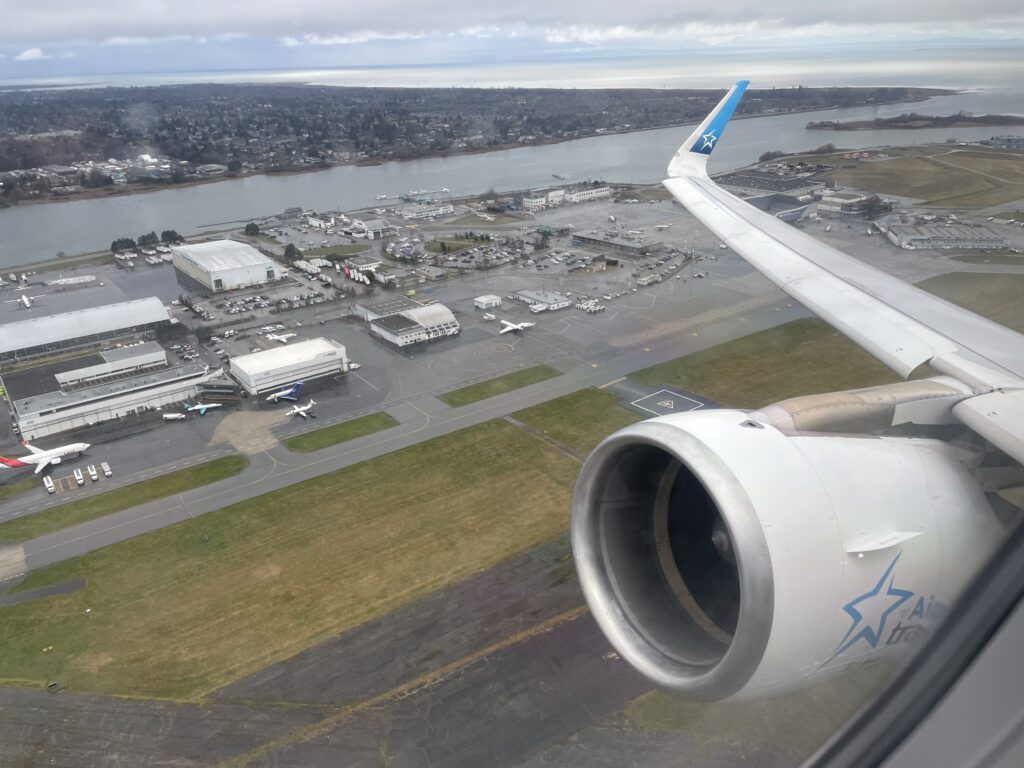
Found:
[0,90,953,211]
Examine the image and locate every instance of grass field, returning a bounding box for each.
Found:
[632,318,899,408]
[0,477,37,503]
[284,412,399,453]
[301,243,369,257]
[513,388,642,456]
[0,421,577,698]
[950,251,1024,266]
[917,271,1024,334]
[425,238,478,254]
[438,365,562,407]
[447,213,521,226]
[0,456,248,543]
[818,147,1024,208]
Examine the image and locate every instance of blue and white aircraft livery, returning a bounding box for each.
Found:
[266,381,304,403]
[571,81,1022,701]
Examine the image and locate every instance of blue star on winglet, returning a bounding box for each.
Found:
[828,553,914,662]
[700,130,718,151]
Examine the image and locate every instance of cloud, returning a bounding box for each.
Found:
[280,31,427,46]
[4,1,1024,46]
[15,46,50,61]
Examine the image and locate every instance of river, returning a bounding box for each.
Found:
[1,87,1023,268]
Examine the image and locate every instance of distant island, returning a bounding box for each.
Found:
[807,112,1024,131]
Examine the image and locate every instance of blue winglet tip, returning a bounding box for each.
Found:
[689,80,749,156]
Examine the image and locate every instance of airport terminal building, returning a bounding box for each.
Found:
[229,338,349,394]
[172,240,281,292]
[0,297,171,364]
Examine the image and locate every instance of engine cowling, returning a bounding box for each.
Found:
[50,457,62,466]
[571,409,1006,701]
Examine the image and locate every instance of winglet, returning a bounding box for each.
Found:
[667,80,749,179]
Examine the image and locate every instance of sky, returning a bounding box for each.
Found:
[1,1,1023,85]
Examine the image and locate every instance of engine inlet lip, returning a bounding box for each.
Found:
[571,417,775,699]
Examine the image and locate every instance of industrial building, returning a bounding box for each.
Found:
[414,266,447,281]
[229,338,348,394]
[717,172,824,198]
[172,240,281,292]
[5,343,215,439]
[349,294,422,322]
[514,290,571,311]
[370,304,460,348]
[571,233,657,255]
[817,191,876,217]
[747,193,812,223]
[564,187,612,203]
[884,223,1009,250]
[397,203,455,220]
[0,297,171,364]
[344,254,383,273]
[474,295,502,310]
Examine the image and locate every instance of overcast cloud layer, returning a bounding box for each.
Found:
[4,0,1024,45]
[1,1,1023,82]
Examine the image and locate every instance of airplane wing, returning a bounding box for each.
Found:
[664,81,1024,464]
[20,441,45,455]
[499,321,514,334]
[197,406,208,416]
[33,458,51,475]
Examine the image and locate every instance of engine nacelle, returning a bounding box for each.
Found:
[571,409,1005,701]
[50,457,62,466]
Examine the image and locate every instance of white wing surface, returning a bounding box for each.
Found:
[665,82,1024,463]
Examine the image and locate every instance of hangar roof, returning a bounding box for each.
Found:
[402,304,457,328]
[230,338,346,377]
[0,297,170,356]
[172,240,273,272]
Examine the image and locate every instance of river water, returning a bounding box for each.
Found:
[1,86,1023,268]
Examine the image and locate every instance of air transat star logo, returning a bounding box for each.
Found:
[700,130,718,150]
[828,552,914,663]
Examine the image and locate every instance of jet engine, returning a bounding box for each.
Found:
[50,457,61,466]
[572,408,1007,701]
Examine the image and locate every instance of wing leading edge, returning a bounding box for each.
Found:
[664,82,1024,463]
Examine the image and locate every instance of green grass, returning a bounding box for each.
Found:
[0,477,37,503]
[426,238,478,254]
[0,420,577,698]
[633,317,899,409]
[301,243,370,257]
[447,213,521,226]
[0,456,248,543]
[513,388,642,456]
[284,412,399,453]
[821,146,1024,208]
[438,365,562,407]
[917,271,1024,334]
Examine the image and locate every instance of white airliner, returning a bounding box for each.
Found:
[5,293,45,309]
[286,399,317,419]
[266,332,297,344]
[182,400,223,416]
[266,381,303,403]
[0,440,90,475]
[572,81,1024,704]
[499,320,535,334]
